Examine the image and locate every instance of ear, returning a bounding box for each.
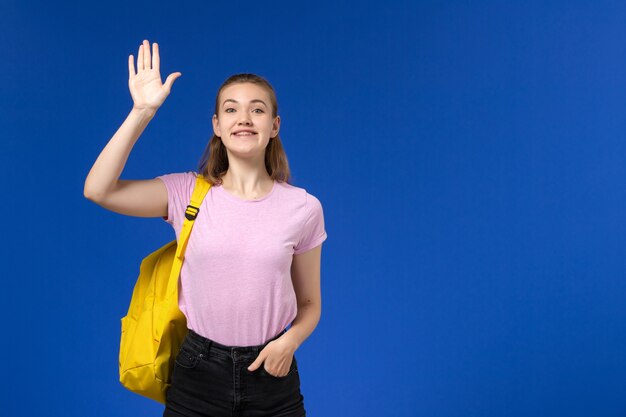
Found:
[212,114,221,137]
[271,115,280,138]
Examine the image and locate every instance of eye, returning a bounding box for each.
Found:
[225,108,234,113]
[253,108,264,113]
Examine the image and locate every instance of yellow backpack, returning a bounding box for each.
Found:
[118,173,212,404]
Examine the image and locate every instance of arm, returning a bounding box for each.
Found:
[84,40,180,200]
[284,244,323,351]
[83,107,155,200]
[246,244,323,375]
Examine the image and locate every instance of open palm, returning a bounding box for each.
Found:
[128,40,181,112]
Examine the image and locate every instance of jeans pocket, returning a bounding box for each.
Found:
[174,344,201,369]
[260,356,298,378]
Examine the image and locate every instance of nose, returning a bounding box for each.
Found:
[237,114,252,125]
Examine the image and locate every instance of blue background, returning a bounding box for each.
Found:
[2,1,625,416]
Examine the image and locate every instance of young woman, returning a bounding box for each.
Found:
[84,40,327,417]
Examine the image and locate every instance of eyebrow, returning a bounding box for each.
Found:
[222,99,268,108]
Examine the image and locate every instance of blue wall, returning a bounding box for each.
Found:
[1,1,625,416]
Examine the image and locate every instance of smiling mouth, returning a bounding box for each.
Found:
[233,132,257,136]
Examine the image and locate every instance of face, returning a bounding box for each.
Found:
[212,83,280,159]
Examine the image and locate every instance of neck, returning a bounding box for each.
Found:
[220,156,273,197]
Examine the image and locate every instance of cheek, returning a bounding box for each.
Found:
[215,117,233,133]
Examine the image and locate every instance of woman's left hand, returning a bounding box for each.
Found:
[247,336,296,377]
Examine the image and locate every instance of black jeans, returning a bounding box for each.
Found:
[163,328,306,417]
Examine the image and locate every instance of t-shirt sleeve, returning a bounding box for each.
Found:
[294,192,328,255]
[155,171,197,230]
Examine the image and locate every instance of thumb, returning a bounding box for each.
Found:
[164,72,182,91]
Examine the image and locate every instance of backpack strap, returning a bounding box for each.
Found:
[175,173,212,260]
[166,173,212,299]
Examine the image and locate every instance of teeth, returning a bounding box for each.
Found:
[235,132,255,136]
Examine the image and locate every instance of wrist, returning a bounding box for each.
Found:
[131,106,157,119]
[282,330,300,352]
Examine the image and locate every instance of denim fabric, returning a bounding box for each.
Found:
[163,328,306,417]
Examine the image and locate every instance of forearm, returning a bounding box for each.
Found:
[284,303,321,352]
[83,107,156,199]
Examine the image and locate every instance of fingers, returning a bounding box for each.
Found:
[137,43,144,71]
[152,42,160,73]
[133,40,161,76]
[247,352,265,371]
[128,54,135,79]
[143,39,151,70]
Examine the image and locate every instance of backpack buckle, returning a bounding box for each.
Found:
[185,204,200,220]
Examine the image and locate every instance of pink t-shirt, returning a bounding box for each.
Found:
[155,171,327,347]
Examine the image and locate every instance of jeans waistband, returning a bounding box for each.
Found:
[186,328,288,356]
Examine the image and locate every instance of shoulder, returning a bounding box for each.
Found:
[156,171,199,190]
[277,180,305,194]
[156,170,198,182]
[276,181,325,210]
[276,181,325,225]
[288,182,328,254]
[276,181,322,202]
[154,171,199,227]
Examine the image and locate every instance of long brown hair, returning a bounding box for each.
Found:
[197,73,291,185]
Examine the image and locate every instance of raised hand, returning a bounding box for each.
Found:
[128,39,181,113]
